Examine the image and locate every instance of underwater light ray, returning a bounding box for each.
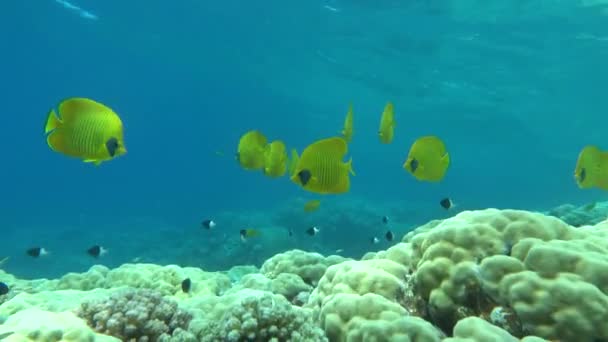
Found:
[54,0,99,20]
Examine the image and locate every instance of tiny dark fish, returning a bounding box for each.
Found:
[306,226,319,236]
[288,229,293,237]
[382,216,389,224]
[201,219,216,229]
[181,278,192,293]
[26,247,48,258]
[385,230,394,241]
[298,169,312,186]
[410,158,419,173]
[439,198,454,210]
[105,137,119,157]
[87,245,107,258]
[0,282,8,295]
[371,237,380,244]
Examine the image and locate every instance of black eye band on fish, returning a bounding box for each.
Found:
[105,137,119,157]
[410,158,419,173]
[580,168,586,182]
[298,169,312,185]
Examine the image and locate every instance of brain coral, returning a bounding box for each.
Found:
[53,264,231,297]
[306,258,444,340]
[260,249,349,286]
[373,209,608,341]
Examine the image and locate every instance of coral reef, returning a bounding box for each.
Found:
[0,308,120,342]
[260,249,349,286]
[76,288,194,341]
[546,201,608,227]
[2,208,608,341]
[186,289,326,341]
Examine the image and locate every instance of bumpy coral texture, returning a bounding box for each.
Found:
[54,264,231,297]
[387,209,608,341]
[76,288,195,341]
[306,258,444,340]
[188,288,327,342]
[261,249,348,286]
[0,308,121,342]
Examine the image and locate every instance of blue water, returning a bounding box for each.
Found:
[2,0,608,278]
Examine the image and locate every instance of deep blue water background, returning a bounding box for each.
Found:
[2,0,607,278]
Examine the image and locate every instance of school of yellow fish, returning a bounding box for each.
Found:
[44,97,605,214]
[234,101,451,209]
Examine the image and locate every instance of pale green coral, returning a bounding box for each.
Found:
[185,289,326,341]
[260,249,349,285]
[374,209,608,340]
[305,258,443,340]
[0,288,118,317]
[49,264,231,297]
[444,317,541,342]
[225,273,312,303]
[0,308,120,342]
[2,208,607,341]
[319,293,444,341]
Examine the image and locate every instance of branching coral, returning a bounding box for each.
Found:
[76,288,195,341]
[188,288,327,342]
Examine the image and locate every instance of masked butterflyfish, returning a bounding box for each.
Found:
[263,140,288,177]
[290,137,355,194]
[240,228,260,242]
[303,199,321,212]
[236,130,267,170]
[403,136,450,182]
[378,102,395,144]
[44,97,127,165]
[574,145,608,190]
[341,104,354,142]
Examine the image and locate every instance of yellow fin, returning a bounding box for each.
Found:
[84,159,103,166]
[58,97,112,121]
[442,153,450,168]
[346,158,355,176]
[44,109,62,133]
[378,102,395,144]
[307,137,348,157]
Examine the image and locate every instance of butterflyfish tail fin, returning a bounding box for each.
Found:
[443,153,450,167]
[347,158,355,176]
[45,109,62,134]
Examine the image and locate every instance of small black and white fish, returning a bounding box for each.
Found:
[385,230,394,241]
[382,216,389,224]
[86,245,108,258]
[371,237,380,244]
[306,226,320,236]
[439,198,455,210]
[26,247,49,258]
[201,219,217,229]
[0,281,8,295]
[181,278,192,293]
